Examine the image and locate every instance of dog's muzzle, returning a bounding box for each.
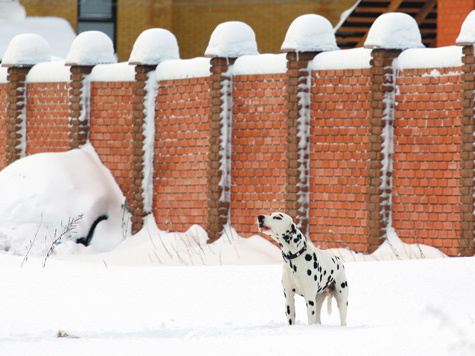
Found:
[257,215,270,232]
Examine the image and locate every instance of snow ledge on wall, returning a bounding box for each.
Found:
[156,57,211,81]
[395,46,463,70]
[233,54,287,75]
[90,62,136,82]
[311,47,372,70]
[26,60,71,83]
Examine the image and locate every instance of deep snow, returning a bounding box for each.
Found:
[0,254,474,356]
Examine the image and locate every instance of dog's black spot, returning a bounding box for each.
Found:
[312,311,315,315]
[331,257,335,264]
[291,223,297,234]
[289,319,293,325]
[279,243,284,248]
[337,264,340,270]
[292,288,296,293]
[314,275,317,281]
[314,262,318,269]
[287,305,290,314]
[283,233,292,244]
[340,281,348,288]
[331,270,334,275]
[293,265,298,273]
[307,269,312,276]
[308,300,314,306]
[323,270,327,276]
[305,254,312,261]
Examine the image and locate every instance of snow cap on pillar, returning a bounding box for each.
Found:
[281,14,339,52]
[364,12,424,49]
[456,10,475,45]
[66,31,117,65]
[2,34,51,67]
[205,21,258,58]
[129,28,180,65]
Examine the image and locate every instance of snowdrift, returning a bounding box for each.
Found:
[0,144,128,256]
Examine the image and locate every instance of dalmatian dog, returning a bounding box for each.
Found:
[258,212,348,326]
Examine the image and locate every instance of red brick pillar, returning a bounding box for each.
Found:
[130,64,156,234]
[284,51,319,235]
[367,48,402,253]
[458,44,475,256]
[68,65,94,149]
[208,57,235,242]
[3,65,32,165]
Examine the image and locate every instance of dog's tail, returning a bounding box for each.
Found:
[327,295,332,315]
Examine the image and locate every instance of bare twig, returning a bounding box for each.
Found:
[21,214,43,267]
[43,214,83,268]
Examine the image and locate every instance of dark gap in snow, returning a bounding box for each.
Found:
[77,215,108,246]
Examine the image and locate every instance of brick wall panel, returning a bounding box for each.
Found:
[309,69,371,252]
[154,77,211,232]
[89,82,135,205]
[393,67,463,256]
[231,73,287,236]
[25,82,70,155]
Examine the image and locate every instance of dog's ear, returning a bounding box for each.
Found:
[290,223,304,248]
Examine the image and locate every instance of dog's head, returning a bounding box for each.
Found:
[257,212,304,249]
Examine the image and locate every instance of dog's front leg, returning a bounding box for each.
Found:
[283,287,296,325]
[306,295,318,325]
[282,267,296,325]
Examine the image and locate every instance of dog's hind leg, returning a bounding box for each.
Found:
[334,281,349,326]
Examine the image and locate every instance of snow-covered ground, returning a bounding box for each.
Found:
[1,252,474,356]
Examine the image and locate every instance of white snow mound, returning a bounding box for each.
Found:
[205,21,259,58]
[129,28,180,65]
[456,10,475,45]
[2,33,51,66]
[365,12,424,49]
[66,31,116,65]
[281,14,339,52]
[0,144,129,256]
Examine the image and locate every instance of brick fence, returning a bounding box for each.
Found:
[2,22,475,257]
